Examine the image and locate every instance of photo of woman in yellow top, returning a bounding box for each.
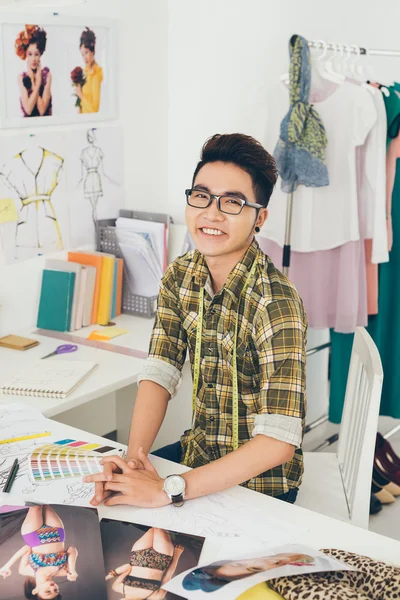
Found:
[74,27,103,113]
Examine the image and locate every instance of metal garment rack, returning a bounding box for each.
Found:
[283,38,400,444]
[282,39,400,277]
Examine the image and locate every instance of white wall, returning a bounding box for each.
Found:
[166,0,400,222]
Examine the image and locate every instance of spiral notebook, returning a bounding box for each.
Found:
[0,361,98,399]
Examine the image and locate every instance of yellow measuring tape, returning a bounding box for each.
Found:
[183,259,258,465]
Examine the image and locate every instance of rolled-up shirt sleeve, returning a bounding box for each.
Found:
[138,265,187,398]
[251,298,307,448]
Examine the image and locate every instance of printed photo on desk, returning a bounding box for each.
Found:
[163,544,353,600]
[0,17,117,128]
[0,504,107,600]
[100,518,205,600]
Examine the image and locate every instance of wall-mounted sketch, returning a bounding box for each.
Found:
[78,129,119,227]
[66,126,124,248]
[0,133,69,264]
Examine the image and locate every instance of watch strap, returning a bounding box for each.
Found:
[170,493,184,507]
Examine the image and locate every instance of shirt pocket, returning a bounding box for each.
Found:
[220,331,257,383]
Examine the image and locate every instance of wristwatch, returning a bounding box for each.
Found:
[163,474,186,507]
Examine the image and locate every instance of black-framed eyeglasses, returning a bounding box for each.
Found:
[185,188,263,215]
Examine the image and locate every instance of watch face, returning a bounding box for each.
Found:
[164,475,185,496]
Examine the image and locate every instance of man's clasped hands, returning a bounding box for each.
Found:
[84,448,171,509]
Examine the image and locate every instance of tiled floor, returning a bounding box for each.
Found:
[302,416,400,541]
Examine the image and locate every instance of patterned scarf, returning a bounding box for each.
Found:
[274,34,329,193]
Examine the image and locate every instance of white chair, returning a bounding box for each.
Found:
[296,327,383,529]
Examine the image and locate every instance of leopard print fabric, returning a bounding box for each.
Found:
[269,549,400,599]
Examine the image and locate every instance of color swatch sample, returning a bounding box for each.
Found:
[28,439,122,482]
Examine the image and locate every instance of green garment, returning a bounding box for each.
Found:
[329,83,400,422]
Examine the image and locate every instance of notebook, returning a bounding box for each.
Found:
[37,270,75,332]
[45,259,82,331]
[0,361,98,399]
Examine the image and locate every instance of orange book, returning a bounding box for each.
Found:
[116,258,124,316]
[68,251,103,325]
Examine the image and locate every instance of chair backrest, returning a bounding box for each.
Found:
[337,327,383,529]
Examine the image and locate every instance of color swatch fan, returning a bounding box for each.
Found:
[28,438,117,482]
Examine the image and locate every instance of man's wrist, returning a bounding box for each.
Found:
[158,479,172,507]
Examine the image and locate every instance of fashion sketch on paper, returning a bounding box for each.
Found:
[0,144,64,260]
[15,25,52,118]
[77,128,119,228]
[106,527,184,599]
[71,27,103,114]
[0,505,78,600]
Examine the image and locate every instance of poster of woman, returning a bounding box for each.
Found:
[15,25,52,118]
[100,519,205,600]
[71,27,104,114]
[0,17,117,128]
[0,505,107,600]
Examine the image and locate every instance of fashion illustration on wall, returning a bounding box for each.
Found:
[77,128,120,228]
[0,143,64,260]
[71,28,103,114]
[15,25,52,118]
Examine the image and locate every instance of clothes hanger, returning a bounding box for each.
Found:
[313,39,344,84]
[322,42,345,83]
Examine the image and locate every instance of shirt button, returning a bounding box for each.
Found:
[208,347,213,354]
[210,309,216,315]
[209,416,215,422]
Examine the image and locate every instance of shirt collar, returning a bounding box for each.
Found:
[192,239,260,303]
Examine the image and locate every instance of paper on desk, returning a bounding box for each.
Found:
[133,491,306,548]
[163,543,354,600]
[0,411,96,507]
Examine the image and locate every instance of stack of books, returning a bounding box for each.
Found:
[37,252,124,332]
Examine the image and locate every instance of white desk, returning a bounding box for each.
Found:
[0,315,193,447]
[4,419,400,567]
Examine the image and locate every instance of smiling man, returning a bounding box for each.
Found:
[85,133,307,508]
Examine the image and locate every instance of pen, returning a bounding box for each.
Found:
[3,459,19,493]
[0,432,51,445]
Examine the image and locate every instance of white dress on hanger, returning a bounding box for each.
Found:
[265,81,377,251]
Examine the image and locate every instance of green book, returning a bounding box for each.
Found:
[37,270,76,332]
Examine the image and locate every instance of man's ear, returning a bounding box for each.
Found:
[256,208,268,229]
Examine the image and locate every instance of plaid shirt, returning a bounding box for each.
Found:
[139,239,307,497]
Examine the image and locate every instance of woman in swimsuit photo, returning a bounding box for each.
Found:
[0,505,78,599]
[106,527,185,599]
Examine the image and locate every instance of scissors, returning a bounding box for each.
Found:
[41,344,78,360]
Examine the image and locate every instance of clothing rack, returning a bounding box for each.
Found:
[282,38,400,278]
[282,38,400,443]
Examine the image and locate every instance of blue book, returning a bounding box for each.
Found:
[110,259,118,320]
[37,270,76,332]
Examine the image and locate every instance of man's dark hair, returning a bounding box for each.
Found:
[192,133,278,208]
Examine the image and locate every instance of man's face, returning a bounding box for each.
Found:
[185,161,268,259]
